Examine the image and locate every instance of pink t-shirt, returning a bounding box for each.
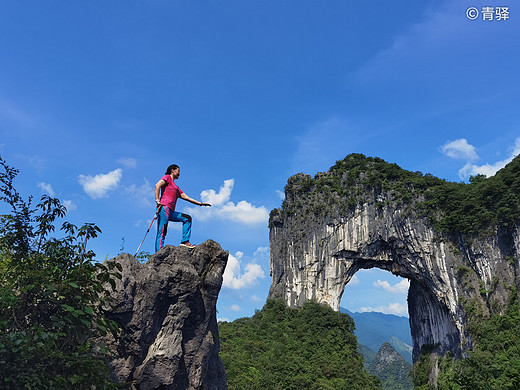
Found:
[159,175,184,211]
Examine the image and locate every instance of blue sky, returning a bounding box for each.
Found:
[1,1,519,322]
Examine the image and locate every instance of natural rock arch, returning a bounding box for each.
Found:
[268,158,519,362]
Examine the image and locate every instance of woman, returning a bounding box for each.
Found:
[154,164,211,251]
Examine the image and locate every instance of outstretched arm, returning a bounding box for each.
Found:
[180,192,211,207]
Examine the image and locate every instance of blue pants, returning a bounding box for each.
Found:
[155,207,192,252]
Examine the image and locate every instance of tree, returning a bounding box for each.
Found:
[219,299,382,389]
[0,156,121,389]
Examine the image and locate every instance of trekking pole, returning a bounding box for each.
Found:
[134,205,162,257]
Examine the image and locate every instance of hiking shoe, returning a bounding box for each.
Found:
[180,242,196,249]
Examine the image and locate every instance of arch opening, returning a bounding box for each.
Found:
[340,268,412,363]
[337,258,465,362]
[268,200,472,363]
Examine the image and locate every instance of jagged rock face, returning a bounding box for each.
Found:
[368,342,413,389]
[269,172,520,362]
[104,240,228,390]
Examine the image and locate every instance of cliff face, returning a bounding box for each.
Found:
[104,240,228,390]
[268,155,520,362]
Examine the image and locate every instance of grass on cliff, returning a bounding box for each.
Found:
[277,153,520,237]
[219,299,381,390]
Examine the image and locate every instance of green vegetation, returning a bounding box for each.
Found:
[277,153,520,238]
[368,343,413,390]
[219,299,381,389]
[0,157,121,389]
[412,290,520,390]
[358,344,377,367]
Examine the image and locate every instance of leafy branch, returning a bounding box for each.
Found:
[0,155,121,388]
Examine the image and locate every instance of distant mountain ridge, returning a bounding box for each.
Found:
[340,307,413,364]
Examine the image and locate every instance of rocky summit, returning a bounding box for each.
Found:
[104,240,228,390]
[368,342,413,390]
[268,154,520,366]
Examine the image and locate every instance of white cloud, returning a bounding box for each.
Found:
[439,137,520,180]
[448,137,520,179]
[63,200,77,212]
[374,279,410,295]
[117,157,137,168]
[254,246,269,259]
[78,168,122,199]
[440,139,478,161]
[230,304,241,312]
[512,138,520,156]
[217,201,269,225]
[201,179,234,206]
[217,317,230,323]
[185,179,269,226]
[27,155,47,170]
[459,162,502,179]
[223,251,265,290]
[37,182,55,196]
[250,295,263,303]
[276,190,285,201]
[168,222,182,231]
[124,178,153,207]
[348,275,360,286]
[359,303,408,316]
